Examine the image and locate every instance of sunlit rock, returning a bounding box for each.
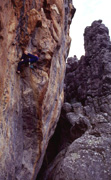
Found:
[0,0,75,179]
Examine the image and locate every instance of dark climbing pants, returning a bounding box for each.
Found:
[17,60,28,72]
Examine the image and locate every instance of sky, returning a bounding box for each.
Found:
[69,0,111,59]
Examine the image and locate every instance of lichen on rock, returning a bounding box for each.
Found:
[41,20,111,180]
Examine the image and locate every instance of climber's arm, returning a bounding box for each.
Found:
[28,53,39,61]
[20,53,28,61]
[20,54,24,61]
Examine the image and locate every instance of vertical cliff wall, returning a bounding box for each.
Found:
[0,1,75,179]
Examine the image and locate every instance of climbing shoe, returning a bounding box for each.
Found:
[29,64,34,69]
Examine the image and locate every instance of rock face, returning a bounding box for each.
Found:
[0,1,75,180]
[42,20,111,180]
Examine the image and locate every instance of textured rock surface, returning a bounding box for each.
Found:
[0,0,75,179]
[65,20,111,104]
[42,20,111,180]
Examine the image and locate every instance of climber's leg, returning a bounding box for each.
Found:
[16,61,25,73]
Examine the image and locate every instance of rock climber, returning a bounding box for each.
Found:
[16,50,39,74]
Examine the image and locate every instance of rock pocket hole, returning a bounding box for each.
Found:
[0,35,3,40]
[70,120,88,141]
[0,20,3,32]
[36,20,42,28]
[0,6,2,11]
